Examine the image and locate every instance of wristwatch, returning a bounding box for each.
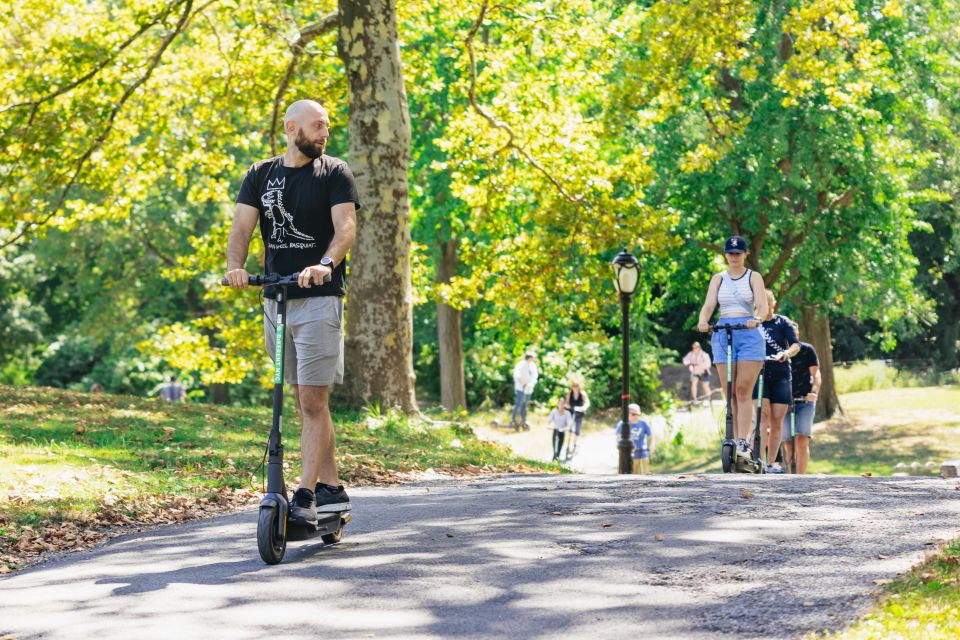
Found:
[320,257,335,269]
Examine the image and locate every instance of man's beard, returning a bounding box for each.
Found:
[294,128,324,158]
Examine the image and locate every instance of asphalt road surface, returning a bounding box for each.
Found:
[3,474,959,640]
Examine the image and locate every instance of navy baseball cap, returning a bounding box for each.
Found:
[724,235,747,254]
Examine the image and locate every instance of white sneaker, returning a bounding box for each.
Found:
[766,463,783,474]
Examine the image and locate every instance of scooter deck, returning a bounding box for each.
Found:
[286,510,351,541]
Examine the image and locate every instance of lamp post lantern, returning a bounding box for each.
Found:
[612,249,640,474]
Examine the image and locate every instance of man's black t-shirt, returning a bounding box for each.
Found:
[759,314,799,375]
[790,342,820,397]
[236,155,361,299]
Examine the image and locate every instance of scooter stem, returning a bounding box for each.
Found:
[266,285,287,496]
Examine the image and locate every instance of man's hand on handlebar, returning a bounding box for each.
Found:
[225,268,250,289]
[298,264,332,288]
[697,321,711,333]
[745,319,759,329]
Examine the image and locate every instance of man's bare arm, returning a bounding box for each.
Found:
[225,203,259,288]
[298,201,357,288]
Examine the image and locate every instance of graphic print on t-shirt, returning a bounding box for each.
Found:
[262,177,315,249]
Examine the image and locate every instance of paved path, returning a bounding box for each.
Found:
[3,474,959,639]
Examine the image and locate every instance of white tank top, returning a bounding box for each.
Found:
[718,269,755,316]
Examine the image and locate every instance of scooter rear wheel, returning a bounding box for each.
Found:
[721,443,734,473]
[257,506,286,564]
[321,525,344,545]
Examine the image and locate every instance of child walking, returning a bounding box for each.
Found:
[548,397,574,462]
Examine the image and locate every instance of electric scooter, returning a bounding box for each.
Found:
[709,323,764,474]
[749,355,781,473]
[222,272,350,565]
[780,400,798,474]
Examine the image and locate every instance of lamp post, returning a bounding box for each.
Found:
[611,249,639,474]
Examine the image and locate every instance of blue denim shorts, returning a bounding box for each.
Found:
[781,401,815,440]
[711,317,765,364]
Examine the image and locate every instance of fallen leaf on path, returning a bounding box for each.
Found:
[445,533,454,538]
[913,512,925,516]
[602,522,613,528]
[551,512,562,516]
[802,601,815,607]
[873,579,892,586]
[654,535,664,542]
[741,490,754,500]
[861,473,872,478]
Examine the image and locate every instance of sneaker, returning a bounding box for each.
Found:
[315,483,352,513]
[766,463,783,474]
[290,488,319,524]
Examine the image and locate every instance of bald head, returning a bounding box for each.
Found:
[284,100,326,127]
[284,100,329,159]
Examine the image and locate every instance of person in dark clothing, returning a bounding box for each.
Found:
[782,332,821,474]
[753,290,800,472]
[224,99,358,523]
[563,381,590,458]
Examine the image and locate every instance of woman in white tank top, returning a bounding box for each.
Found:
[696,235,769,442]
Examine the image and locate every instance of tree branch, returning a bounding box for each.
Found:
[0,1,187,114]
[464,2,583,204]
[1,0,195,250]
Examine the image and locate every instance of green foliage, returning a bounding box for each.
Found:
[1,0,958,414]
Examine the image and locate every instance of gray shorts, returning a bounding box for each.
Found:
[781,400,814,440]
[263,296,344,387]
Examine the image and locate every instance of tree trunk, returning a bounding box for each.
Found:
[337,0,417,412]
[208,383,231,405]
[436,239,466,411]
[798,305,841,421]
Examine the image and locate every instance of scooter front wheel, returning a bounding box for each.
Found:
[721,443,734,473]
[257,505,286,564]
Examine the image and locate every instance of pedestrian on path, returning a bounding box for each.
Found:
[548,397,574,462]
[782,327,821,475]
[511,351,538,430]
[615,403,654,474]
[681,342,713,408]
[563,380,590,458]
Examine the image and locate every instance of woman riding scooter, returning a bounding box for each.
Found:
[696,235,768,455]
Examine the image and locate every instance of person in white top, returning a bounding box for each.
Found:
[511,351,538,430]
[682,342,713,408]
[696,235,769,444]
[547,397,574,461]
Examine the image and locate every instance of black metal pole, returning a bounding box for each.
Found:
[618,292,634,473]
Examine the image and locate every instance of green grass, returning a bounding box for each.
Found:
[0,384,552,570]
[644,387,960,477]
[834,361,960,395]
[809,387,960,476]
[812,540,960,639]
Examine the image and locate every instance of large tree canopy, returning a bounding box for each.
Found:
[1,0,956,414]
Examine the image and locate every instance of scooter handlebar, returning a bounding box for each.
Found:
[220,272,332,287]
[704,323,754,333]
